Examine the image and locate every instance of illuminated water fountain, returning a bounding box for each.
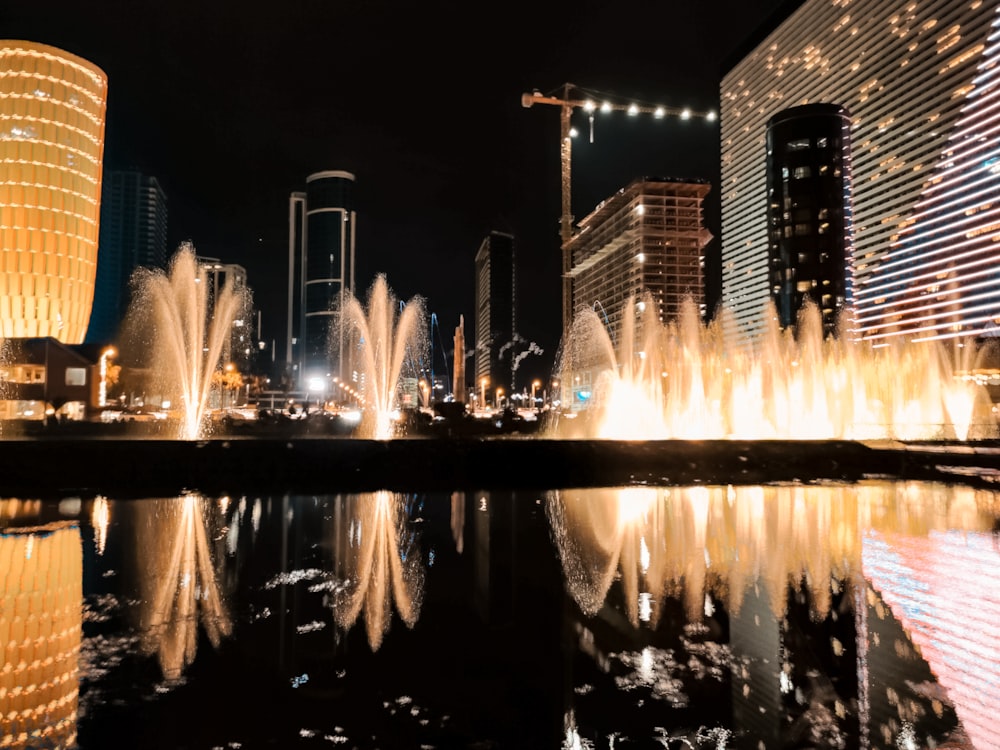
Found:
[338,275,428,439]
[125,243,248,440]
[554,295,998,441]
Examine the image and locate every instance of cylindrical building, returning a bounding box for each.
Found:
[303,170,356,381]
[765,103,853,336]
[0,41,108,343]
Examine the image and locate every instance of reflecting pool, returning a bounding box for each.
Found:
[2,482,999,749]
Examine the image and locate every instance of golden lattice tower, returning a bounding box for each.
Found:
[0,41,108,343]
[0,521,82,748]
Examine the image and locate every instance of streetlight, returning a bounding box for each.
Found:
[98,346,117,408]
[496,387,505,410]
[531,379,542,409]
[480,377,489,413]
[419,379,429,408]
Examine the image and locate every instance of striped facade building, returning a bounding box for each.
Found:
[721,0,1000,344]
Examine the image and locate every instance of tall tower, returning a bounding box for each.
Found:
[287,170,356,385]
[0,41,108,343]
[86,170,169,343]
[473,231,515,408]
[765,104,853,336]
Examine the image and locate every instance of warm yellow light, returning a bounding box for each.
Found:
[0,41,109,343]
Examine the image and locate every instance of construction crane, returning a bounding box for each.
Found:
[521,82,716,339]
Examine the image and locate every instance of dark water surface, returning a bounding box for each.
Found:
[2,482,999,749]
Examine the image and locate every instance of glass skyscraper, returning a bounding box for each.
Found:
[86,170,168,344]
[721,0,1000,344]
[765,103,854,336]
[287,170,356,385]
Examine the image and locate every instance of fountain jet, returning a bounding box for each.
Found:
[337,275,428,439]
[555,294,997,441]
[126,243,248,440]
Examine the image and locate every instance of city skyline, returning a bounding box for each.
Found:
[4,0,791,385]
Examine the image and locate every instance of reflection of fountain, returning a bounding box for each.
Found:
[132,495,232,681]
[332,491,424,650]
[125,243,247,440]
[338,275,428,439]
[546,482,998,624]
[555,296,997,441]
[0,520,81,748]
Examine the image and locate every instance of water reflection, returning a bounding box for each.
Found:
[330,492,425,651]
[549,483,1000,749]
[547,484,997,624]
[1,483,997,748]
[130,496,232,681]
[0,516,81,749]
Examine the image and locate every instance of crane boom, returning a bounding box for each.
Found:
[521,82,715,340]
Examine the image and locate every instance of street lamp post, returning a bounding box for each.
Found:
[98,346,117,408]
[496,387,505,410]
[531,379,541,410]
[480,377,489,413]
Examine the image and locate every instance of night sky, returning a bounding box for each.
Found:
[5,0,790,386]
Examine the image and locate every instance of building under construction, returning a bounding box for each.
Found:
[565,176,713,338]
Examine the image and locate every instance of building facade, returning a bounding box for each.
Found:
[473,231,515,408]
[565,176,712,343]
[196,256,250,372]
[86,170,168,344]
[765,103,854,335]
[721,0,1000,345]
[0,40,108,343]
[0,336,98,420]
[287,170,356,386]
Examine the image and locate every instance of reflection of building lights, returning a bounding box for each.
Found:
[91,496,108,555]
[640,646,654,682]
[0,521,81,746]
[639,592,652,622]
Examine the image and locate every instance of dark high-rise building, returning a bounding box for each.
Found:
[86,170,168,344]
[287,170,356,386]
[766,103,854,336]
[473,231,515,408]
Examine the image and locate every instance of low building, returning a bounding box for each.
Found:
[0,338,101,420]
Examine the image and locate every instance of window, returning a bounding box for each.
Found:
[65,367,86,386]
[793,166,812,179]
[787,139,810,151]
